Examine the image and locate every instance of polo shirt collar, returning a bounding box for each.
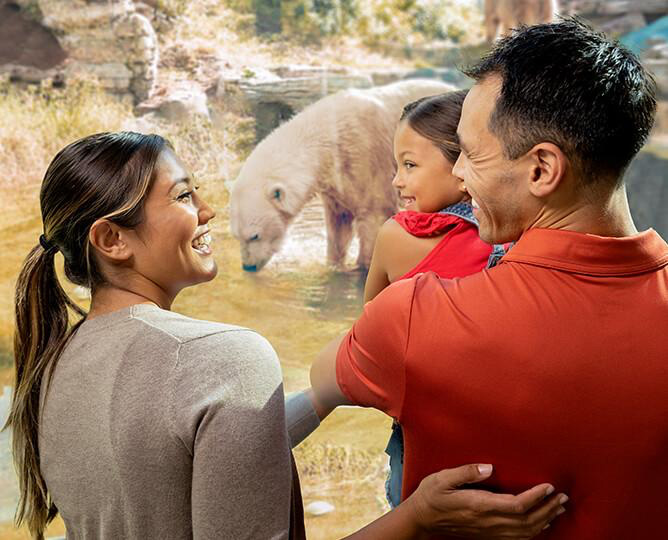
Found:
[501,228,668,276]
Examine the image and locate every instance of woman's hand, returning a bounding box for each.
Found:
[405,464,567,538]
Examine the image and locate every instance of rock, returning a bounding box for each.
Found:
[645,58,668,94]
[2,1,159,101]
[305,500,335,516]
[600,13,647,36]
[136,82,210,122]
[625,145,668,239]
[238,71,374,112]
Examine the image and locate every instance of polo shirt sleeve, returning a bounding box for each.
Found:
[336,277,417,419]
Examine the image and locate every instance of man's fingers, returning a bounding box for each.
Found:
[433,463,495,489]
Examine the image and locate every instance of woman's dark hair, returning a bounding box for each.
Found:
[464,17,657,185]
[399,89,468,164]
[4,131,167,539]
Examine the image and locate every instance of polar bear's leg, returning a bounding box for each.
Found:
[323,197,354,268]
[354,212,390,270]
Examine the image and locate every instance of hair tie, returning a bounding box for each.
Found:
[39,234,58,253]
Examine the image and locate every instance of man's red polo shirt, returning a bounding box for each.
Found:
[337,228,668,539]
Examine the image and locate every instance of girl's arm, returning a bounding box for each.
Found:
[364,219,444,303]
[364,220,393,302]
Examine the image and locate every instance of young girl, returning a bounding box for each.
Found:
[365,91,506,507]
[364,90,502,304]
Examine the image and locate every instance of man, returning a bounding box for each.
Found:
[309,18,668,539]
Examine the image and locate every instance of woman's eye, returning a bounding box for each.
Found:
[176,186,199,202]
[404,161,415,169]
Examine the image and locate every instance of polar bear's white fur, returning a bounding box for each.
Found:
[230,79,455,271]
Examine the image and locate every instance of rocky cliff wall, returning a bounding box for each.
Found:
[1,0,158,101]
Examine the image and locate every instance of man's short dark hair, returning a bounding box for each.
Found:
[464,18,657,185]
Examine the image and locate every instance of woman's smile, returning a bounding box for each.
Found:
[191,229,213,255]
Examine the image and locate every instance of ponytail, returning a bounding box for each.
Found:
[4,131,166,539]
[5,242,85,539]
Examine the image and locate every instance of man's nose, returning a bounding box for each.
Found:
[452,154,465,182]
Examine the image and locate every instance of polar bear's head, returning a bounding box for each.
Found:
[230,146,313,271]
[229,179,291,272]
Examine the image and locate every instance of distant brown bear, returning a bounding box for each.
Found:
[485,0,557,42]
[229,79,455,272]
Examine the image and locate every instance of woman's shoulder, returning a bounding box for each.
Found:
[126,304,254,343]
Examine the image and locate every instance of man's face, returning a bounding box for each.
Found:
[452,76,534,244]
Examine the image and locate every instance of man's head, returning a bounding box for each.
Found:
[453,18,657,244]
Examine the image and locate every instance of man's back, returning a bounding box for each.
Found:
[336,227,668,538]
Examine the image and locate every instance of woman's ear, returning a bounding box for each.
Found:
[526,142,568,198]
[89,219,133,263]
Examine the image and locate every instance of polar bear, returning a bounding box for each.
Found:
[484,0,557,42]
[229,78,455,272]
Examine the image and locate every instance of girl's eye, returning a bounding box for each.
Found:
[404,161,415,170]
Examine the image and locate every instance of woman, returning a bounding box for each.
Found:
[7,132,562,539]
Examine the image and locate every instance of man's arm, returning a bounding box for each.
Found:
[309,334,351,420]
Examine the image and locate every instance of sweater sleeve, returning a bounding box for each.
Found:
[167,329,292,540]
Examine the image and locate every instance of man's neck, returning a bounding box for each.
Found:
[527,183,638,238]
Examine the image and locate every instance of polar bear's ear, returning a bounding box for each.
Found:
[268,183,288,212]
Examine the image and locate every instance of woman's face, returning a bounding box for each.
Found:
[128,148,217,298]
[392,121,468,213]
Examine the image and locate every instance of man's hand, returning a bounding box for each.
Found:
[406,464,568,539]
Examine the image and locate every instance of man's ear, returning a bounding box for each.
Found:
[89,219,133,263]
[526,142,568,198]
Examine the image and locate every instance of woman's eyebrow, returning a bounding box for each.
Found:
[168,177,192,192]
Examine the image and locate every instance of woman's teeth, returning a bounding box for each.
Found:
[192,233,212,253]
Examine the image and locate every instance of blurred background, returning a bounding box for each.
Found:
[1,1,667,538]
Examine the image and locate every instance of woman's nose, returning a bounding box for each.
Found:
[391,172,402,188]
[199,198,216,223]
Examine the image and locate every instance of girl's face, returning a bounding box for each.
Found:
[392,121,469,213]
[127,148,218,299]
